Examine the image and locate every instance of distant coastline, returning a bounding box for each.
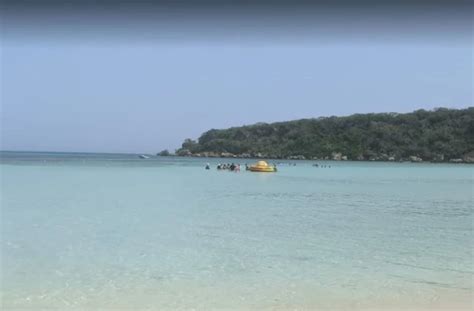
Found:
[168,107,474,164]
[2,150,472,164]
[157,153,474,164]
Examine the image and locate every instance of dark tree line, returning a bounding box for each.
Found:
[176,108,474,161]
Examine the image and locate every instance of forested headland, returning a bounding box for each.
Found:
[167,108,474,162]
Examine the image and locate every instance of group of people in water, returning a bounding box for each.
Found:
[216,163,241,171]
[312,163,331,168]
[205,162,242,171]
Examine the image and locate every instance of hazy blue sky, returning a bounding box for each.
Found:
[1,1,472,153]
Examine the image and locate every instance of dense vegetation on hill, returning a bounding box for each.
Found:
[174,108,474,162]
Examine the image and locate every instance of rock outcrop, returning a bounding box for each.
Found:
[463,151,474,163]
[409,155,423,162]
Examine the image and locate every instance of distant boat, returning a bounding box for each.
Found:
[138,154,150,159]
[249,160,277,172]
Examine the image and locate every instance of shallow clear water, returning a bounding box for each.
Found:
[1,152,473,310]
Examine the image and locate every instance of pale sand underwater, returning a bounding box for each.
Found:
[1,152,473,310]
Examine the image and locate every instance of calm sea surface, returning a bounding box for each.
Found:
[1,151,473,310]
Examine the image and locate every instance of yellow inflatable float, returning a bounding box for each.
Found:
[249,160,277,172]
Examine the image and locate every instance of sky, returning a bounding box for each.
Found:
[1,1,472,153]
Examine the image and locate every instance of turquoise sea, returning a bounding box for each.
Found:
[1,151,473,310]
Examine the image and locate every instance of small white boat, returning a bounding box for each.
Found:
[138,154,150,159]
